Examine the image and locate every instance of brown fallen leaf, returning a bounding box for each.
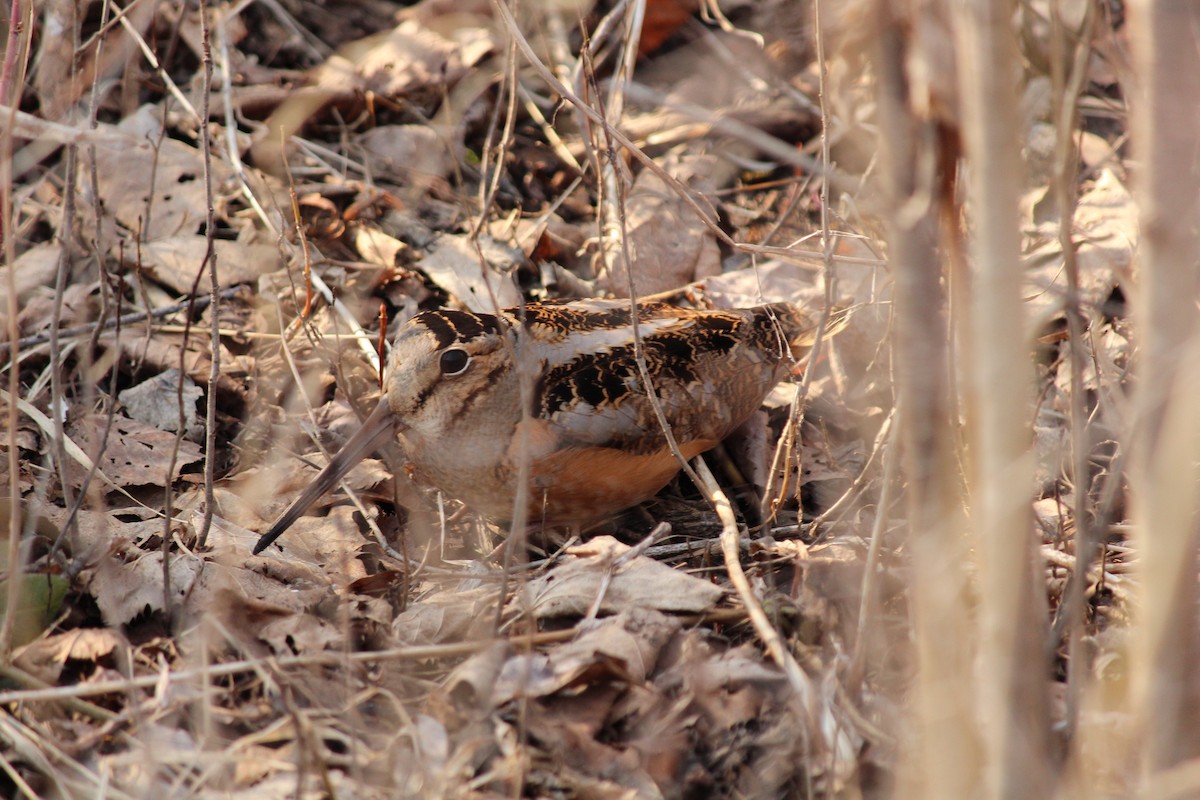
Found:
[132,235,283,294]
[414,234,524,312]
[602,154,721,297]
[0,243,60,309]
[13,628,129,685]
[85,106,231,242]
[67,413,203,490]
[518,536,726,619]
[492,608,682,705]
[392,585,497,647]
[118,369,204,440]
[88,551,203,626]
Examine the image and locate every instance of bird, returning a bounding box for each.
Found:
[252,298,847,555]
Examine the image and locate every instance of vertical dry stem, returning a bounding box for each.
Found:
[869,1,980,795]
[954,0,1050,795]
[1126,0,1200,781]
[0,0,34,660]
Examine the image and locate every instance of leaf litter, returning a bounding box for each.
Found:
[0,0,1137,797]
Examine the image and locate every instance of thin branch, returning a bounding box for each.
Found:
[1049,0,1098,739]
[196,0,219,548]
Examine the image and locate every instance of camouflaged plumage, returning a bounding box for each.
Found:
[254,298,845,553]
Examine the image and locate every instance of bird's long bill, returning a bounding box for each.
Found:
[252,400,396,554]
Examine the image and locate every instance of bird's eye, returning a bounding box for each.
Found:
[439,348,471,376]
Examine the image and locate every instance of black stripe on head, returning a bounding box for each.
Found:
[415,309,503,349]
[454,361,513,420]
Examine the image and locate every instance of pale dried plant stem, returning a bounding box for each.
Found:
[758,411,797,522]
[587,0,709,494]
[116,9,199,122]
[561,0,709,496]
[0,750,38,800]
[0,0,33,661]
[606,0,643,127]
[568,0,635,165]
[758,0,844,525]
[7,611,763,723]
[0,630,584,707]
[214,14,290,238]
[1,288,240,358]
[73,2,120,538]
[955,0,1050,795]
[808,405,896,536]
[0,713,130,798]
[493,0,716,240]
[3,108,153,148]
[1048,0,1097,744]
[0,0,25,106]
[592,0,644,292]
[776,0,840,522]
[1125,0,1200,783]
[868,0,980,795]
[159,42,221,599]
[617,82,855,194]
[847,406,901,693]
[50,150,82,514]
[517,84,582,172]
[473,29,521,241]
[0,662,117,721]
[696,456,851,770]
[0,386,154,510]
[604,135,708,497]
[476,24,535,634]
[607,0,642,275]
[213,11,378,374]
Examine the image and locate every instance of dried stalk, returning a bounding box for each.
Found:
[955,0,1051,794]
[869,0,980,793]
[1125,0,1200,779]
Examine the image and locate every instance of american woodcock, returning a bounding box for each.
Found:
[252,298,847,554]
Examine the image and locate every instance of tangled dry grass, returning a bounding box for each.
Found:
[2,0,1192,798]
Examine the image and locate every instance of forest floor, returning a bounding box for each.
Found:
[1,0,1134,797]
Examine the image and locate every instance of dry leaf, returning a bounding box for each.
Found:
[497,608,681,704]
[415,234,523,312]
[519,536,725,619]
[392,585,497,647]
[14,628,128,684]
[89,551,203,626]
[257,614,344,655]
[357,124,453,185]
[86,107,231,242]
[0,243,60,309]
[119,369,204,440]
[133,235,282,293]
[352,19,491,97]
[67,413,203,489]
[603,156,720,297]
[256,506,372,584]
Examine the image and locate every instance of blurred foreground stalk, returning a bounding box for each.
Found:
[1125,0,1200,790]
